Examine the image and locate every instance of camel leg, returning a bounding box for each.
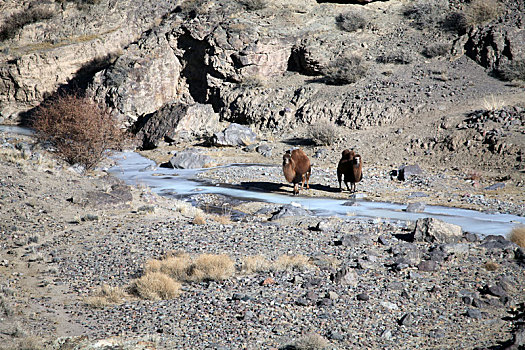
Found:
[345,181,351,192]
[293,183,299,195]
[337,173,343,191]
[305,171,310,190]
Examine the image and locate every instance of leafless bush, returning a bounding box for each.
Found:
[497,60,525,82]
[321,55,368,85]
[442,11,467,33]
[376,50,414,64]
[308,122,338,146]
[0,7,54,41]
[31,94,127,170]
[422,43,451,58]
[464,0,503,27]
[239,0,267,11]
[336,10,367,32]
[403,0,449,29]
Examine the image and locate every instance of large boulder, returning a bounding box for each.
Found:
[211,123,257,147]
[412,218,463,243]
[165,149,215,169]
[137,103,220,149]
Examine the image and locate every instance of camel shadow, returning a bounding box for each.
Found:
[239,181,287,193]
[309,183,341,193]
[237,181,341,195]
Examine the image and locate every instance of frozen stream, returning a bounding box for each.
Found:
[109,151,525,237]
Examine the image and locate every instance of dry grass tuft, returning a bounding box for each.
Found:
[508,226,525,248]
[210,214,232,225]
[145,252,192,282]
[188,254,235,282]
[241,255,271,274]
[482,94,505,111]
[85,284,127,308]
[272,254,312,272]
[483,261,500,271]
[192,213,206,225]
[291,333,329,350]
[131,272,181,300]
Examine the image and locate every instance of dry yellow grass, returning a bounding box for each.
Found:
[192,213,206,225]
[145,252,192,281]
[272,254,311,271]
[187,254,235,282]
[241,255,271,274]
[131,272,181,300]
[85,284,127,308]
[210,214,232,225]
[508,226,525,248]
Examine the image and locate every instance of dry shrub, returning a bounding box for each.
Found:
[483,261,499,271]
[308,122,338,146]
[321,55,368,85]
[239,0,267,11]
[0,7,54,41]
[508,226,525,248]
[464,0,503,27]
[85,284,127,308]
[466,170,482,182]
[131,272,181,300]
[192,213,206,225]
[290,333,329,350]
[272,254,311,272]
[31,93,126,170]
[241,255,271,274]
[188,254,235,282]
[145,252,192,281]
[13,337,45,350]
[403,0,449,29]
[422,43,450,58]
[497,60,525,82]
[376,50,414,64]
[336,10,367,32]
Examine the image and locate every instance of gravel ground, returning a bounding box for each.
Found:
[1,130,525,350]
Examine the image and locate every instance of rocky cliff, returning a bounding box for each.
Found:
[1,0,524,145]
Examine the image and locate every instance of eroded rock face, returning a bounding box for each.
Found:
[0,0,177,121]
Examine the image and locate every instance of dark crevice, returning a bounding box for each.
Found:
[176,30,212,104]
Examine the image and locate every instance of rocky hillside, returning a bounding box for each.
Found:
[1,0,524,177]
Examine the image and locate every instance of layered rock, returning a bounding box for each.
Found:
[0,0,176,120]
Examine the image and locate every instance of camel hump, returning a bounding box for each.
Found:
[291,148,310,173]
[341,149,353,160]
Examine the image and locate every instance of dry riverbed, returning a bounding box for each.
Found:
[1,129,525,350]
